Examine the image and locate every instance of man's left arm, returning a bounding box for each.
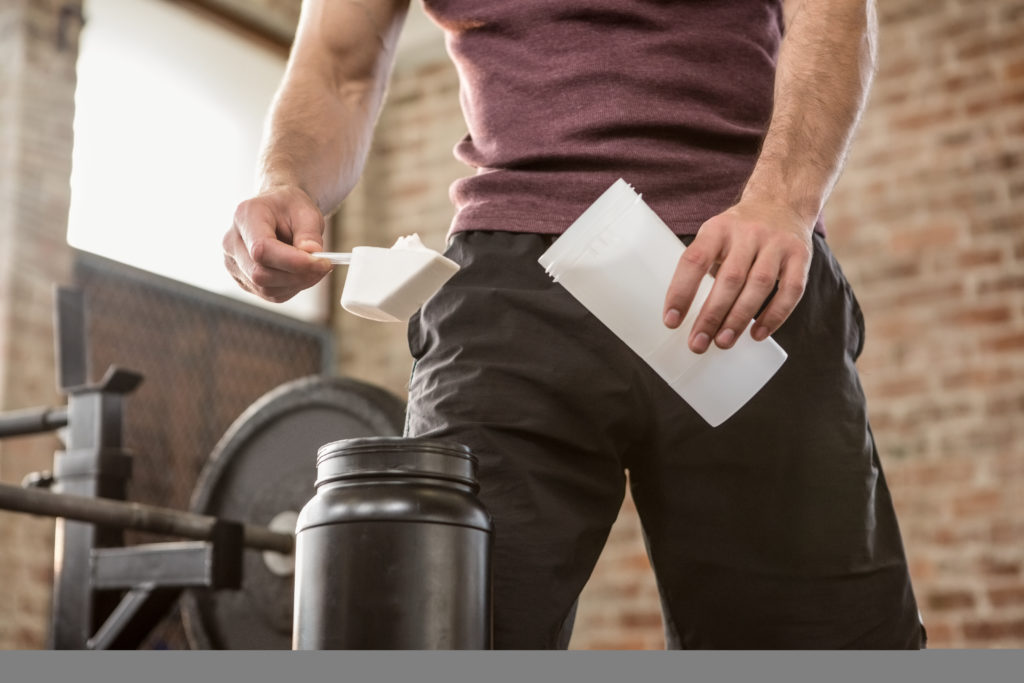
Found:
[663,0,878,353]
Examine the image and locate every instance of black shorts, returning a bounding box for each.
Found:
[406,230,925,650]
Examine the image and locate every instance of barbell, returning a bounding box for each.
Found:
[0,482,293,554]
[1,374,407,650]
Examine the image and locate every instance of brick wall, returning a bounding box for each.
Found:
[334,0,1024,649]
[825,0,1024,648]
[0,0,79,650]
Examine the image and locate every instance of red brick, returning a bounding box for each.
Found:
[1010,178,1024,201]
[1008,115,1024,137]
[892,281,966,308]
[908,556,936,582]
[925,589,976,611]
[941,368,1020,390]
[973,151,1024,173]
[958,33,1024,61]
[948,306,1013,326]
[977,274,1024,295]
[891,107,958,132]
[854,259,922,286]
[876,55,921,80]
[957,247,1005,268]
[938,427,1017,458]
[980,332,1024,353]
[929,524,988,547]
[880,0,944,25]
[903,459,978,487]
[985,393,1024,418]
[963,618,1024,642]
[889,223,961,253]
[993,453,1024,481]
[988,586,1024,608]
[971,213,1023,236]
[953,489,1005,517]
[620,552,654,572]
[978,556,1023,578]
[926,16,989,44]
[871,376,930,399]
[620,611,663,629]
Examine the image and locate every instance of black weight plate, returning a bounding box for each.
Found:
[181,375,406,650]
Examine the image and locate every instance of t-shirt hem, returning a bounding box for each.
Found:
[447,209,827,238]
[448,209,711,238]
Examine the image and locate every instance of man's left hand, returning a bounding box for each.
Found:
[662,200,815,353]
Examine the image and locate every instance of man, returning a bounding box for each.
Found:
[224,0,924,649]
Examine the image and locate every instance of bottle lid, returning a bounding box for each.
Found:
[314,436,478,489]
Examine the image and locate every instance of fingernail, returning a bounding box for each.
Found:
[664,308,682,328]
[298,239,321,253]
[716,328,735,348]
[691,332,710,353]
[752,325,769,341]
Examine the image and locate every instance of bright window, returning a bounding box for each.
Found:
[69,0,328,322]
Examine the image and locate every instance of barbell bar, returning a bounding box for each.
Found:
[0,480,294,555]
[0,405,69,438]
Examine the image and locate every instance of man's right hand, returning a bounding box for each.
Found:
[222,186,334,303]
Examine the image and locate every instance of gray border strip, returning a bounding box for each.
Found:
[3,651,1024,683]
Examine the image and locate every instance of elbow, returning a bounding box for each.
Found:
[290,0,408,96]
[861,0,879,85]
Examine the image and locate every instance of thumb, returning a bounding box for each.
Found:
[295,236,323,253]
[286,201,326,254]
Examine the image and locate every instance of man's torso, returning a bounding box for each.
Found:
[422,0,785,236]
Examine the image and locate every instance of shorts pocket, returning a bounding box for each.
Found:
[814,234,867,361]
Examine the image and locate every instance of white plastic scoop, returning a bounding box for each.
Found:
[314,234,459,323]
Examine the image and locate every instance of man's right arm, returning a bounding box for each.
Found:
[224,0,411,303]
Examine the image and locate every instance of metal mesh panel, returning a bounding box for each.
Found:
[73,250,331,648]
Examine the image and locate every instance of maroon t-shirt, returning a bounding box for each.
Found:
[422,0,787,236]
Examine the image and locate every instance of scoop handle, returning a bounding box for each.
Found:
[311,252,352,265]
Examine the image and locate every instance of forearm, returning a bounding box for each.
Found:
[741,0,878,223]
[258,0,410,214]
[258,73,382,214]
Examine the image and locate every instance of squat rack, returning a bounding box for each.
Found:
[0,287,293,649]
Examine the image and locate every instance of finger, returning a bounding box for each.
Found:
[225,226,328,300]
[235,200,328,276]
[250,236,332,276]
[244,250,330,297]
[751,251,811,341]
[663,229,725,329]
[223,229,255,290]
[234,199,277,253]
[226,255,313,302]
[712,249,784,350]
[687,240,758,353]
[228,278,301,304]
[248,262,312,290]
[225,254,255,296]
[258,286,303,304]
